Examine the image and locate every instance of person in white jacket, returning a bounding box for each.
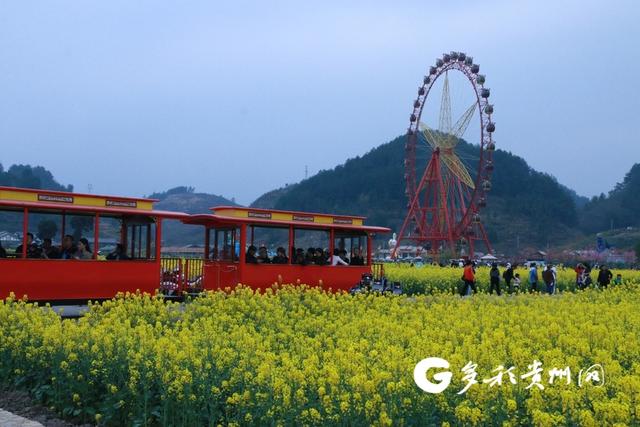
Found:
[328,248,349,266]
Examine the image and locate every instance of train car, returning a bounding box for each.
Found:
[0,186,391,302]
[0,186,188,302]
[181,206,390,292]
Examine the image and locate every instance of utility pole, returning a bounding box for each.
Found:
[304,165,308,179]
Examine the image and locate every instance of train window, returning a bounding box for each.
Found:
[248,226,289,262]
[99,216,125,259]
[334,232,368,266]
[0,209,24,258]
[65,213,95,245]
[27,211,64,259]
[292,228,329,265]
[209,227,239,262]
[60,213,96,259]
[123,216,156,260]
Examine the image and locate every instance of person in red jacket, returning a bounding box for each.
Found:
[462,260,477,296]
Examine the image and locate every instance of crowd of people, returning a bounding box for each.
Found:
[0,233,130,261]
[460,260,622,296]
[245,245,365,266]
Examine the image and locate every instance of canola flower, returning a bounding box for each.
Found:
[1,280,640,426]
[385,264,640,295]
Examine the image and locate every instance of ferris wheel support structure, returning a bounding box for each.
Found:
[393,52,495,259]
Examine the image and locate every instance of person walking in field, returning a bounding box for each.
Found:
[575,263,586,290]
[461,260,477,296]
[502,263,514,293]
[489,262,501,295]
[542,265,555,294]
[597,265,613,289]
[513,273,521,292]
[614,273,622,285]
[528,263,539,293]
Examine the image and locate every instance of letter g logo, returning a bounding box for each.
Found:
[413,357,452,394]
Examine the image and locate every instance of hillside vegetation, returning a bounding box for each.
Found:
[253,136,586,253]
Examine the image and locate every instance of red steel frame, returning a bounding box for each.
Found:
[395,53,494,258]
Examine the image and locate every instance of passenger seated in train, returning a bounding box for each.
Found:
[339,249,350,264]
[245,245,258,263]
[41,238,61,259]
[106,244,130,260]
[350,248,365,266]
[328,248,349,266]
[15,232,42,259]
[322,248,330,263]
[74,238,93,260]
[305,247,316,265]
[257,246,271,264]
[313,247,326,265]
[272,247,288,264]
[60,235,76,259]
[0,241,6,258]
[292,247,306,265]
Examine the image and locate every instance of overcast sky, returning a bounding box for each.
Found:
[1,0,639,205]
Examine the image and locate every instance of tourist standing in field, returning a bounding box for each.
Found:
[542,265,555,294]
[584,264,593,288]
[597,265,613,289]
[575,263,586,290]
[513,273,521,292]
[502,263,514,293]
[461,260,476,296]
[489,263,501,295]
[614,273,622,285]
[529,263,539,293]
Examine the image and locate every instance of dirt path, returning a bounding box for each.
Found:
[0,390,90,427]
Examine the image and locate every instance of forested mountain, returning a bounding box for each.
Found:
[251,136,586,253]
[3,153,637,254]
[0,163,72,192]
[149,186,238,245]
[579,163,640,233]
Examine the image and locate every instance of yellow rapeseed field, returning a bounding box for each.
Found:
[385,264,640,294]
[1,280,640,426]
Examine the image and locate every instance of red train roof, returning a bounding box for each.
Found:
[184,213,390,233]
[0,186,186,219]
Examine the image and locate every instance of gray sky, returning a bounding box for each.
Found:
[1,0,639,205]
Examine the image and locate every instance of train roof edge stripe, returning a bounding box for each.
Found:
[211,206,367,220]
[0,186,158,203]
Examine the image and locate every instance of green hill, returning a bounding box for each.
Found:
[251,136,585,253]
[148,187,238,246]
[0,163,72,192]
[579,163,640,233]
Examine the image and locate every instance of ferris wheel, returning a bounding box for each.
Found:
[393,51,495,258]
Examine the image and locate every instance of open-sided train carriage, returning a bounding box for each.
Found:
[0,186,188,302]
[0,186,391,303]
[181,206,390,293]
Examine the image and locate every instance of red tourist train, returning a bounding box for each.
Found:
[0,186,390,302]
